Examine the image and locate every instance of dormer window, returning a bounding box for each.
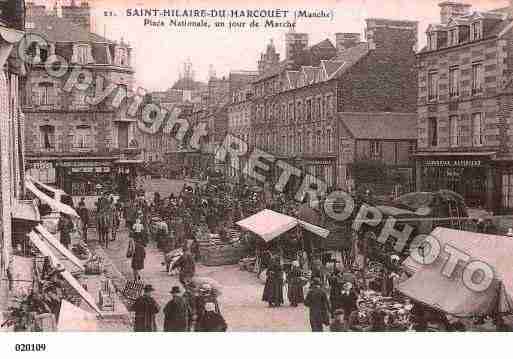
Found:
[471,21,482,41]
[428,32,437,50]
[448,28,458,46]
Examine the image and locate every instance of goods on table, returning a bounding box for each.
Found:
[71,241,91,261]
[357,290,411,330]
[121,280,145,302]
[98,279,115,312]
[85,255,104,275]
[239,256,257,272]
[198,229,248,266]
[164,248,183,276]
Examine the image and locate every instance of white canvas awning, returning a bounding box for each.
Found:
[236,209,329,242]
[28,232,101,315]
[25,179,79,218]
[35,224,84,272]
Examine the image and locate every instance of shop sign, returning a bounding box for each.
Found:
[57,161,112,168]
[27,161,53,170]
[424,160,482,167]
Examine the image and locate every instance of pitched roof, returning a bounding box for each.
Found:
[339,112,416,140]
[329,43,369,78]
[29,15,115,44]
[254,38,336,82]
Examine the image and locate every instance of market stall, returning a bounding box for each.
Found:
[398,227,513,317]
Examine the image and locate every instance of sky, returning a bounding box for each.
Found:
[36,0,510,91]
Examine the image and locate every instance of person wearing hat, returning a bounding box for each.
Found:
[163,286,191,332]
[339,282,358,319]
[262,256,284,308]
[286,260,305,307]
[304,278,331,332]
[77,198,89,242]
[171,247,196,286]
[195,302,227,332]
[330,309,347,332]
[130,284,160,332]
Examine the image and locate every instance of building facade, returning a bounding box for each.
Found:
[0,0,26,312]
[416,2,513,213]
[251,19,418,193]
[22,2,139,198]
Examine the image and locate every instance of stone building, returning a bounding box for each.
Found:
[251,19,418,193]
[416,2,513,213]
[22,2,139,199]
[0,0,26,314]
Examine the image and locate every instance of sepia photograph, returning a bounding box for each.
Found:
[1,0,513,352]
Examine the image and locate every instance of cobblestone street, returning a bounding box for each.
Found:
[100,225,311,331]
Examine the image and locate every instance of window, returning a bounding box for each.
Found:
[428,71,438,102]
[449,115,459,147]
[428,32,437,50]
[36,82,55,105]
[297,132,302,153]
[472,113,484,147]
[327,129,332,152]
[472,63,483,95]
[316,98,321,119]
[326,94,333,116]
[449,66,459,98]
[370,141,381,158]
[76,45,90,64]
[449,28,458,46]
[306,99,312,121]
[502,173,513,209]
[296,101,302,122]
[428,117,438,147]
[39,125,55,150]
[471,22,482,41]
[75,125,92,149]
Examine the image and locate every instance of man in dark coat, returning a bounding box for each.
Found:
[339,282,358,319]
[304,278,331,332]
[262,257,284,307]
[163,286,191,332]
[77,198,89,242]
[132,240,146,281]
[171,248,196,286]
[130,284,160,332]
[57,214,74,249]
[195,302,227,332]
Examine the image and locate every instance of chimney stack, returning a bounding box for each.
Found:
[365,19,418,53]
[0,0,26,30]
[335,33,361,52]
[438,1,472,25]
[61,0,90,31]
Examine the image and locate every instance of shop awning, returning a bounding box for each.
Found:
[35,224,85,272]
[398,227,513,317]
[236,209,329,242]
[12,200,40,222]
[413,152,496,158]
[28,231,101,315]
[25,180,79,218]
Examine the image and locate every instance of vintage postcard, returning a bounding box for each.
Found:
[1,0,513,346]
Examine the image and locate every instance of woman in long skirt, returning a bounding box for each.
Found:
[262,257,284,307]
[287,261,304,307]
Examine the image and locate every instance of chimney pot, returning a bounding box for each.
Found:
[438,1,472,25]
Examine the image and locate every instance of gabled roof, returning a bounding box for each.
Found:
[29,15,115,44]
[329,43,369,78]
[339,112,416,140]
[302,66,318,85]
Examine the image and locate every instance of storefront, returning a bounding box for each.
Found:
[415,153,495,211]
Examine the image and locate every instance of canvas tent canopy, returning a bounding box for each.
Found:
[28,231,101,315]
[25,179,79,218]
[236,209,329,242]
[398,227,513,317]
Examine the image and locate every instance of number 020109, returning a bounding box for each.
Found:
[15,344,47,352]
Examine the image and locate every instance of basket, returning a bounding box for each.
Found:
[122,280,145,302]
[98,279,115,312]
[85,257,104,275]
